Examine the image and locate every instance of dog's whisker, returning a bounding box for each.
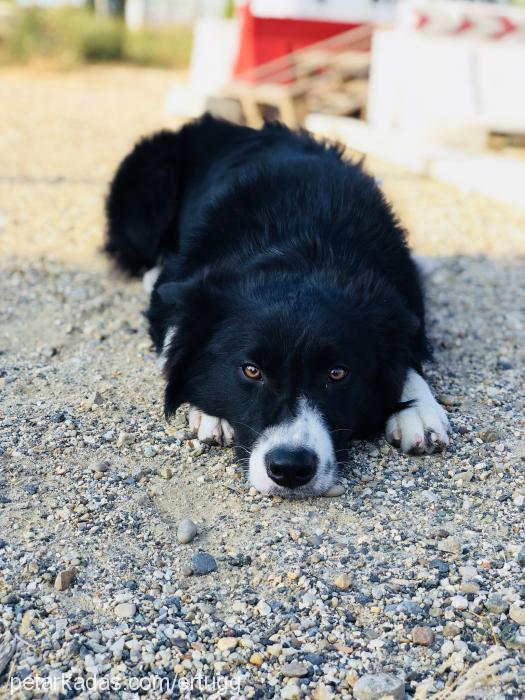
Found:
[234,445,252,456]
[232,421,264,438]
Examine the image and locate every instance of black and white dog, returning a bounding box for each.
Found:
[106,115,449,497]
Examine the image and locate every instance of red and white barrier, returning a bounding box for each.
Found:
[399,0,525,41]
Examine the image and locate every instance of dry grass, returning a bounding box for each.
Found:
[0,6,192,68]
[415,648,515,699]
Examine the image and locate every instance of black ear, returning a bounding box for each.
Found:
[370,298,420,344]
[346,277,421,363]
[160,278,228,419]
[156,276,222,315]
[382,303,420,342]
[164,339,192,419]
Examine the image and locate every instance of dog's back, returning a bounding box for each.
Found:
[105,115,342,276]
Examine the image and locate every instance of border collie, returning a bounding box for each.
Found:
[105,115,449,497]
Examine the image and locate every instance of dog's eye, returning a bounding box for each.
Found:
[242,363,263,381]
[328,367,348,382]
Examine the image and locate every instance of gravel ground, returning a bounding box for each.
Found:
[1,67,524,699]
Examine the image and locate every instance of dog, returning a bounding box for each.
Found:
[105,115,450,497]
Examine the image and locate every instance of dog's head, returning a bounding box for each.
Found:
[157,272,418,497]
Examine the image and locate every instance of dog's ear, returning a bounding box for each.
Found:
[346,275,421,347]
[157,278,213,314]
[160,278,228,419]
[344,278,421,363]
[370,300,420,347]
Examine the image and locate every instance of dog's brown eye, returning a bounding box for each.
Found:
[329,367,348,382]
[242,364,262,381]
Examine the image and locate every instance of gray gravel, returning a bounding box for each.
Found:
[0,67,524,698]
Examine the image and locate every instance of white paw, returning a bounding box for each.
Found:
[386,370,450,454]
[188,407,234,446]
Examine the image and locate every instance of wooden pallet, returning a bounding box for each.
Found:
[209,24,373,128]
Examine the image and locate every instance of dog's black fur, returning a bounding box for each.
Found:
[106,115,429,465]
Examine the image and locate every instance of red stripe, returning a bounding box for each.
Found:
[491,16,518,39]
[452,18,473,34]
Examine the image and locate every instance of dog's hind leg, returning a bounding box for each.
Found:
[385,369,450,454]
[105,130,184,276]
[105,115,256,277]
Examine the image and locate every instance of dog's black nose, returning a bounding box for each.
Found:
[265,446,318,489]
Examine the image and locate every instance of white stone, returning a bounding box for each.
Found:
[177,518,198,544]
[451,595,469,610]
[323,483,345,497]
[459,566,477,580]
[353,673,404,700]
[217,637,238,652]
[509,603,525,626]
[256,600,272,616]
[281,684,301,700]
[441,640,454,656]
[114,602,136,618]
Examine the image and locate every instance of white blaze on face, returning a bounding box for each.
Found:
[248,396,336,495]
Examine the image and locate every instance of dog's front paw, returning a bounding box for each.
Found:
[385,370,450,455]
[386,399,449,454]
[188,407,234,446]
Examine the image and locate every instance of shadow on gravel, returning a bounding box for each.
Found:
[0,252,524,697]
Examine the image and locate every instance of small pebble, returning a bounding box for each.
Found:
[54,567,77,591]
[441,640,454,656]
[485,596,509,614]
[281,685,300,700]
[480,429,500,443]
[412,626,434,646]
[191,551,217,576]
[114,603,137,618]
[256,600,272,616]
[250,652,264,666]
[353,673,405,700]
[323,483,345,497]
[177,518,197,544]
[116,432,135,447]
[89,391,104,406]
[517,545,525,567]
[314,683,334,700]
[509,603,525,626]
[460,581,480,594]
[438,537,462,556]
[459,565,477,580]
[281,661,308,678]
[217,637,238,652]
[443,623,461,638]
[333,573,352,591]
[451,596,469,610]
